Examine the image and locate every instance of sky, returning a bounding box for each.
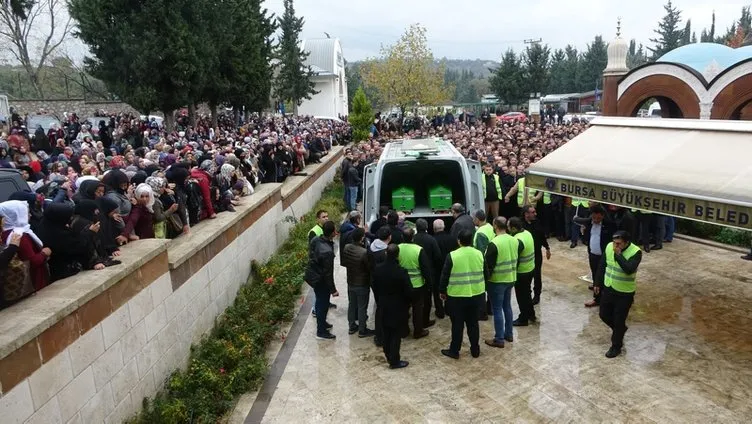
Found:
[264,0,749,61]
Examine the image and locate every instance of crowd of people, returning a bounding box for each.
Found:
[0,109,351,309]
[306,115,670,369]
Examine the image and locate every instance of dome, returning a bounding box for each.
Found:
[658,43,752,80]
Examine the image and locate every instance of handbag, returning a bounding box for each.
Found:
[0,245,35,307]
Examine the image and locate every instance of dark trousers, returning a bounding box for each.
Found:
[382,325,402,366]
[314,284,331,335]
[588,252,602,303]
[553,207,566,238]
[432,278,445,317]
[533,253,543,297]
[447,295,481,354]
[372,287,383,343]
[599,287,634,349]
[514,272,536,322]
[485,200,499,221]
[637,212,652,247]
[406,286,426,336]
[347,285,370,333]
[538,202,552,235]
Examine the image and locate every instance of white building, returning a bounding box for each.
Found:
[298,38,348,118]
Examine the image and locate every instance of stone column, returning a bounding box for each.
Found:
[699,102,713,120]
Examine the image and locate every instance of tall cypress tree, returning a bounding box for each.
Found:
[648,0,685,59]
[275,0,317,115]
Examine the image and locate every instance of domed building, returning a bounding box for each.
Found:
[603,38,752,119]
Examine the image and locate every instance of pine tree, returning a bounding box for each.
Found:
[562,45,580,93]
[578,36,608,92]
[691,32,698,43]
[348,88,373,141]
[681,19,692,45]
[489,49,524,105]
[648,0,685,59]
[275,0,317,114]
[547,49,567,93]
[522,42,550,96]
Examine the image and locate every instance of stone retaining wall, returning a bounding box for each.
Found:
[0,148,344,424]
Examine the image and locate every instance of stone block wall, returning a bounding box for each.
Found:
[0,147,344,424]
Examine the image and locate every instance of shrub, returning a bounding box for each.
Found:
[348,87,374,141]
[128,180,346,424]
[676,218,750,248]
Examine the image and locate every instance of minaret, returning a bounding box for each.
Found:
[602,19,630,116]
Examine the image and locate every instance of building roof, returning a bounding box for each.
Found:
[302,38,340,75]
[657,43,752,81]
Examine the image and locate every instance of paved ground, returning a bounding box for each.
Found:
[252,238,752,423]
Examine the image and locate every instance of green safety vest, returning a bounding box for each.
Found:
[489,233,519,284]
[542,192,551,205]
[474,223,495,252]
[447,247,486,298]
[514,230,535,274]
[571,198,590,208]
[398,243,425,288]
[604,242,640,293]
[309,224,323,238]
[516,177,536,206]
[482,174,503,199]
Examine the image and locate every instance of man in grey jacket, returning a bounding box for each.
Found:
[343,228,374,337]
[450,203,476,244]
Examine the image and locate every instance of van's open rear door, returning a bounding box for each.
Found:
[363,163,378,225]
[466,159,483,214]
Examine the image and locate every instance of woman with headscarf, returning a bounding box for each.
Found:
[96,196,126,256]
[39,203,105,282]
[8,191,44,232]
[122,183,155,240]
[71,200,120,267]
[33,125,51,154]
[165,164,191,236]
[190,160,216,220]
[0,200,51,290]
[101,169,132,227]
[146,177,178,239]
[213,163,237,212]
[73,179,105,204]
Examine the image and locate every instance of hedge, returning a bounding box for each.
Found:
[676,218,751,248]
[128,180,346,423]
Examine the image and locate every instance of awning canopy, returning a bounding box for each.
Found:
[526,117,752,231]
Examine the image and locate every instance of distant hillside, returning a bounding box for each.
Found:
[439,58,498,79]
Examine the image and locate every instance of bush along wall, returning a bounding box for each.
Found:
[676,218,751,248]
[129,181,346,424]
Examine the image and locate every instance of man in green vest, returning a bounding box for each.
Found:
[503,176,542,212]
[398,228,434,339]
[472,209,495,321]
[507,217,536,326]
[594,231,643,358]
[308,210,335,317]
[439,229,486,359]
[569,198,590,248]
[484,217,524,348]
[482,164,502,220]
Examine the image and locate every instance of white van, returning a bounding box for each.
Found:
[362,137,484,229]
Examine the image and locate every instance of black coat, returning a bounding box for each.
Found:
[38,203,98,282]
[372,259,413,328]
[304,236,336,293]
[414,231,442,286]
[450,214,475,243]
[434,230,456,267]
[576,217,616,256]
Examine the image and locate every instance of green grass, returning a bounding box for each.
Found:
[128,180,346,424]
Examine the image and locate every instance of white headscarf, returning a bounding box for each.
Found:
[135,183,155,213]
[0,200,43,247]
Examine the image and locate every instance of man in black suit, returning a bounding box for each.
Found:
[522,206,550,306]
[432,219,455,318]
[414,219,442,322]
[372,244,413,369]
[575,205,615,307]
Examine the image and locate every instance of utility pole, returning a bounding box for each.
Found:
[523,38,543,45]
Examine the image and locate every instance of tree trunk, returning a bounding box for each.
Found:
[164,110,175,131]
[30,72,44,99]
[209,102,218,129]
[188,103,196,126]
[399,106,405,135]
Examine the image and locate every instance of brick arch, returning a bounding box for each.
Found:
[617,74,701,118]
[710,73,752,119]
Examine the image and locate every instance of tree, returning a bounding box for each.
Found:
[0,0,73,98]
[522,42,550,96]
[348,87,373,141]
[627,40,649,69]
[361,24,451,131]
[649,0,685,59]
[681,19,692,45]
[489,49,524,105]
[561,45,580,93]
[578,36,608,92]
[274,0,316,115]
[546,49,567,94]
[691,32,698,43]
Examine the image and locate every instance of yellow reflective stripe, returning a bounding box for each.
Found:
[519,253,534,262]
[448,277,485,285]
[450,271,484,278]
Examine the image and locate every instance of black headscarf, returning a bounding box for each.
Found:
[75,180,104,203]
[96,196,120,255]
[75,199,100,222]
[102,169,128,194]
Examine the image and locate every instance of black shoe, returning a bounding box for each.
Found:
[326,322,333,330]
[664,239,673,243]
[471,347,480,358]
[643,245,650,253]
[374,338,383,347]
[414,329,429,339]
[358,328,376,338]
[588,284,594,291]
[441,349,459,359]
[104,258,122,267]
[742,254,752,261]
[651,245,663,251]
[389,360,409,369]
[605,346,622,358]
[532,295,540,305]
[329,303,337,309]
[316,332,336,340]
[425,320,436,328]
[348,325,358,335]
[504,336,514,343]
[478,314,489,321]
[513,319,529,327]
[570,242,577,248]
